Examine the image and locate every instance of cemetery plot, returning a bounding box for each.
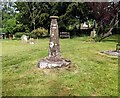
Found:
[2,35,118,96]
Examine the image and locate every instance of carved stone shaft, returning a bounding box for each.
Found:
[49,16,60,58]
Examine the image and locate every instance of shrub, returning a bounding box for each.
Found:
[25,33,31,37]
[31,27,48,38]
[15,32,25,38]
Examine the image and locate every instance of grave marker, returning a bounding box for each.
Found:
[38,16,71,68]
[21,35,28,43]
[90,29,96,38]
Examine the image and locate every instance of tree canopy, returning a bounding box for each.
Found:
[2,2,120,40]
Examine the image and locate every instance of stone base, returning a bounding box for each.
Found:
[37,57,71,68]
[100,50,120,56]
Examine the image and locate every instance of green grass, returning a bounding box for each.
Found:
[0,40,2,97]
[2,35,118,96]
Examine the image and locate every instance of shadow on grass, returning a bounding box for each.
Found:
[101,39,118,43]
[101,34,119,43]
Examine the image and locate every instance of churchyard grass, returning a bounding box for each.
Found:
[2,35,118,96]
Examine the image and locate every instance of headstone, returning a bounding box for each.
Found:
[21,35,28,43]
[90,29,96,38]
[29,38,35,44]
[8,34,12,39]
[13,35,15,39]
[38,16,71,68]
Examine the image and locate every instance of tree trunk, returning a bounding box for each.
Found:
[99,20,119,41]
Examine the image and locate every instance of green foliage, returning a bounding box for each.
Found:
[2,2,16,35]
[24,33,31,37]
[0,28,2,33]
[14,32,25,38]
[14,2,89,34]
[31,27,48,38]
[14,2,50,31]
[3,17,16,34]
[3,2,119,38]
[15,32,32,39]
[15,23,25,32]
[38,13,49,29]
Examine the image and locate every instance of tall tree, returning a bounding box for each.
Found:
[15,2,50,31]
[14,2,89,35]
[87,2,120,41]
[2,2,17,35]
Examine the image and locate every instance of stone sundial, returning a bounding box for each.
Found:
[38,16,71,68]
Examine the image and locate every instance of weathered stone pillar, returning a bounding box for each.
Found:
[38,16,71,68]
[49,16,60,59]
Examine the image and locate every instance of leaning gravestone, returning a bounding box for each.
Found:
[38,16,71,68]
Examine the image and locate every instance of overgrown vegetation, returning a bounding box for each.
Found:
[2,35,118,96]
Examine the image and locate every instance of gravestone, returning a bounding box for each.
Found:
[90,29,96,38]
[21,35,28,43]
[38,16,71,68]
[8,34,12,39]
[13,35,15,39]
[29,38,35,44]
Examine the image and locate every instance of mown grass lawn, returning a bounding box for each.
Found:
[2,35,118,96]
